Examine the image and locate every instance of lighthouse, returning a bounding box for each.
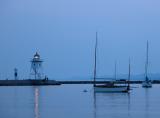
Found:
[30,52,43,80]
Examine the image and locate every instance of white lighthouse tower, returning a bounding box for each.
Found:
[30,52,43,80]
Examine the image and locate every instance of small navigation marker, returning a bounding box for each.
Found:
[14,68,18,80]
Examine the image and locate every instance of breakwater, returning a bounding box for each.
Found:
[0,80,61,86]
[0,80,160,86]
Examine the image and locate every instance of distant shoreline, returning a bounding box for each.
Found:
[0,80,160,86]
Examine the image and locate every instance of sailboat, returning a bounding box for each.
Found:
[142,41,152,88]
[93,32,130,92]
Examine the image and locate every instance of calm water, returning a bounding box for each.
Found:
[0,84,160,118]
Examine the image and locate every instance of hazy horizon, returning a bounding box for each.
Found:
[1,0,160,80]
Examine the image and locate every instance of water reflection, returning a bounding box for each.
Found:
[144,88,150,118]
[13,87,18,118]
[127,93,131,117]
[93,91,131,118]
[93,91,97,118]
[34,87,39,118]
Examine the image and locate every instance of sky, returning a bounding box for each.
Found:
[0,0,160,80]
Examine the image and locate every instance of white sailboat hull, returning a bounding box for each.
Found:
[94,86,128,93]
[142,81,152,88]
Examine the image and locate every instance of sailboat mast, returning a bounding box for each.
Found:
[145,41,149,79]
[128,58,131,90]
[94,32,98,86]
[114,61,117,81]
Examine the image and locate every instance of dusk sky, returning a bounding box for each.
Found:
[0,0,160,80]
